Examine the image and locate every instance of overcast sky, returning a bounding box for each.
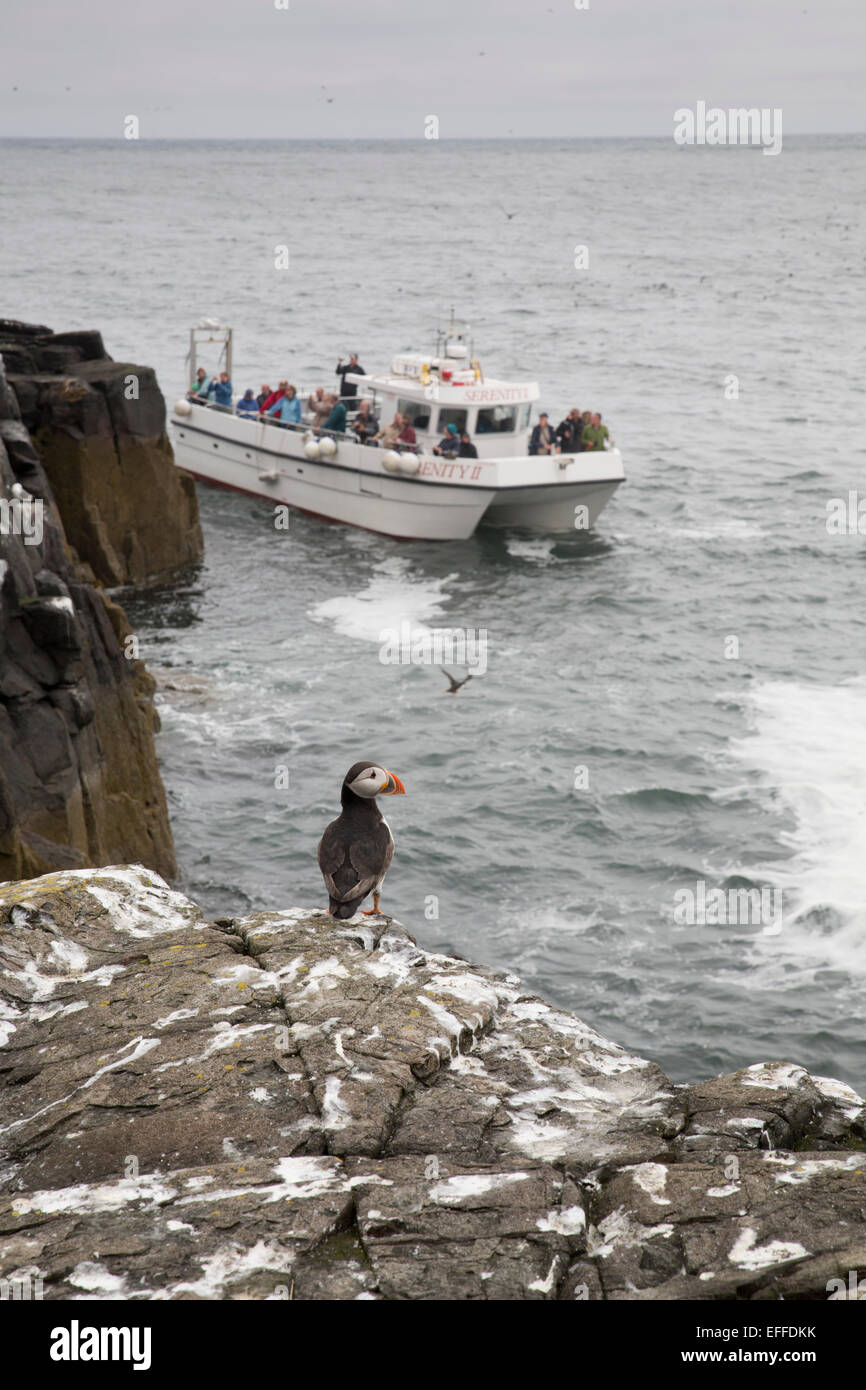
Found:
[2,0,864,140]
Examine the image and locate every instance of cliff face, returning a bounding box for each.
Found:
[0,346,178,882]
[0,319,202,589]
[1,866,863,1301]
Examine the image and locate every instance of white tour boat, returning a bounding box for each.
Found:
[170,320,624,542]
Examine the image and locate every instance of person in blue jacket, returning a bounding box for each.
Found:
[236,389,258,417]
[209,371,233,409]
[266,384,302,425]
[433,422,460,457]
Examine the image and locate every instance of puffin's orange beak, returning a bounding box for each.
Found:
[380,770,405,795]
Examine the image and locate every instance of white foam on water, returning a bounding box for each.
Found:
[729,677,866,972]
[504,538,556,565]
[308,556,455,645]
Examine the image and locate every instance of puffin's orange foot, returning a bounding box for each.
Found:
[361,894,382,916]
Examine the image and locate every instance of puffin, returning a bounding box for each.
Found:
[441,667,473,695]
[317,762,406,919]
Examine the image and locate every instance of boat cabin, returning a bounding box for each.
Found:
[347,324,539,459]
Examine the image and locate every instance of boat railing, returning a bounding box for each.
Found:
[186,397,422,450]
[184,395,419,452]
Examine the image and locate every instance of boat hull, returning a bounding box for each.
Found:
[481,477,623,531]
[169,406,624,542]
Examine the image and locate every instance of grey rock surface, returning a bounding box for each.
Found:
[1,867,863,1300]
[0,323,190,883]
[1,318,202,590]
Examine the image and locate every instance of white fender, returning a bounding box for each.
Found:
[318,436,337,458]
[174,399,193,416]
[382,450,402,473]
[398,453,420,475]
[304,440,321,460]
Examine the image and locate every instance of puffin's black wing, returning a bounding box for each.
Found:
[440,667,459,691]
[318,816,394,914]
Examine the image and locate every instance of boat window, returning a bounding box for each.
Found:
[518,403,532,429]
[397,398,431,431]
[476,404,518,434]
[436,407,468,434]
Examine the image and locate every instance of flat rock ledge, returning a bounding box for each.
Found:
[1,867,864,1301]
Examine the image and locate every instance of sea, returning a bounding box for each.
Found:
[1,136,864,1089]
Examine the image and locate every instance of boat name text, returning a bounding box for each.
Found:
[463,387,531,403]
[418,460,487,481]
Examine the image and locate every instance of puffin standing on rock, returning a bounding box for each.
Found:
[317,762,406,919]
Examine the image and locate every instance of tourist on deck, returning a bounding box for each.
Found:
[209,372,233,410]
[374,412,416,451]
[256,384,272,411]
[187,367,211,400]
[260,380,288,414]
[267,384,302,425]
[307,388,331,428]
[432,423,460,457]
[459,431,478,459]
[236,389,258,417]
[336,353,365,400]
[582,412,610,452]
[397,414,417,448]
[529,411,556,456]
[322,394,347,433]
[374,414,403,449]
[352,399,379,443]
[556,408,582,454]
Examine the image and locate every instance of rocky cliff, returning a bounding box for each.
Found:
[0,319,202,589]
[1,866,862,1301]
[0,322,189,882]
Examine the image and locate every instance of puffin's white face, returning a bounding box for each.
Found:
[347,765,406,799]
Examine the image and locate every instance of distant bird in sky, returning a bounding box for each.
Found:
[441,668,473,695]
[317,762,406,919]
[497,203,517,220]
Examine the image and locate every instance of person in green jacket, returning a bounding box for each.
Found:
[582,412,610,452]
[322,394,347,433]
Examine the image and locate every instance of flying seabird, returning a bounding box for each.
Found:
[441,668,473,695]
[317,761,406,919]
